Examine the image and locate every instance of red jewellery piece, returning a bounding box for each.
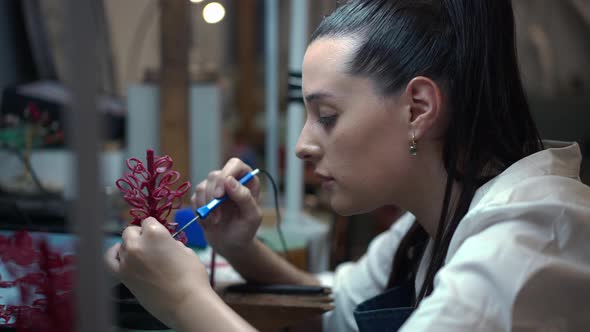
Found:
[116,149,191,242]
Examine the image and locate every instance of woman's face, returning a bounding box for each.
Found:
[298,37,415,215]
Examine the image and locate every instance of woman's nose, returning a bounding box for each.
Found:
[295,123,321,162]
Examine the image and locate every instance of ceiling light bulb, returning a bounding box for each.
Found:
[203,2,225,24]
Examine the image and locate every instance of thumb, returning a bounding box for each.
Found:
[224,176,260,220]
[141,217,171,239]
[141,216,161,228]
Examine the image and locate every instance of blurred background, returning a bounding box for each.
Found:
[0,0,588,329]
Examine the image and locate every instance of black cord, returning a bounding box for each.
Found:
[258,169,290,262]
[209,169,289,288]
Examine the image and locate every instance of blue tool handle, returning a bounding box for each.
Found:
[195,169,259,219]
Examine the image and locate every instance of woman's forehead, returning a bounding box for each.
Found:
[303,37,357,71]
[302,37,358,96]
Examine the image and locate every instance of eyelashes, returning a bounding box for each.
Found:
[317,114,338,127]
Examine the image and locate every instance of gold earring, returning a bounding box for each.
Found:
[410,133,418,155]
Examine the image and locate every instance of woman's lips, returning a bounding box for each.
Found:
[315,173,335,190]
[314,172,334,182]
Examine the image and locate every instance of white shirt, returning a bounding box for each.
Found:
[320,141,590,331]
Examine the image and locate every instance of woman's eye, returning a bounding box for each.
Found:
[317,115,337,127]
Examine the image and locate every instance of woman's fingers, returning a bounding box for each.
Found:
[121,225,141,253]
[141,217,169,240]
[224,176,261,222]
[204,159,258,203]
[193,158,260,205]
[105,242,122,275]
[192,182,207,208]
[191,158,261,230]
[122,225,141,240]
[223,158,260,198]
[206,170,224,202]
[210,209,221,224]
[118,219,168,267]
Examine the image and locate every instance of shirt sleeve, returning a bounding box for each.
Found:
[320,213,415,332]
[398,214,590,332]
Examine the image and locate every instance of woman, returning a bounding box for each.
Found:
[105,0,590,331]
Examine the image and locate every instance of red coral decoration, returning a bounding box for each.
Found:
[0,150,191,330]
[0,232,74,331]
[116,149,191,239]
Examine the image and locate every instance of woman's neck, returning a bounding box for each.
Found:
[398,149,461,239]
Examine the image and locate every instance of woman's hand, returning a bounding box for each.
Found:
[104,217,212,328]
[192,158,262,255]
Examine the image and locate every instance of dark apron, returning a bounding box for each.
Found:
[353,282,415,332]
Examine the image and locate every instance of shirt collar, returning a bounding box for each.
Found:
[470,140,582,210]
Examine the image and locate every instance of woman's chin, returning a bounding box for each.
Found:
[330,197,374,216]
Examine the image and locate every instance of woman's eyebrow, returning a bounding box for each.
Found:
[304,91,336,104]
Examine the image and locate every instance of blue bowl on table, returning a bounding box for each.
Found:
[174,208,207,248]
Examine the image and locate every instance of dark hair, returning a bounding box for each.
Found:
[311,0,544,303]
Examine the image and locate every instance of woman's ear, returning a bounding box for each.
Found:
[404,76,443,141]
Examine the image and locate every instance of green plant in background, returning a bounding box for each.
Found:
[0,102,64,194]
[0,102,64,149]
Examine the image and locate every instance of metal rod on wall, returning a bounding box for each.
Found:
[63,0,110,330]
[265,0,279,204]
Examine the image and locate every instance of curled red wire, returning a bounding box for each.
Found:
[116,149,191,239]
[0,232,75,331]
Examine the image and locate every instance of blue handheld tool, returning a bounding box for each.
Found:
[172,169,260,238]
